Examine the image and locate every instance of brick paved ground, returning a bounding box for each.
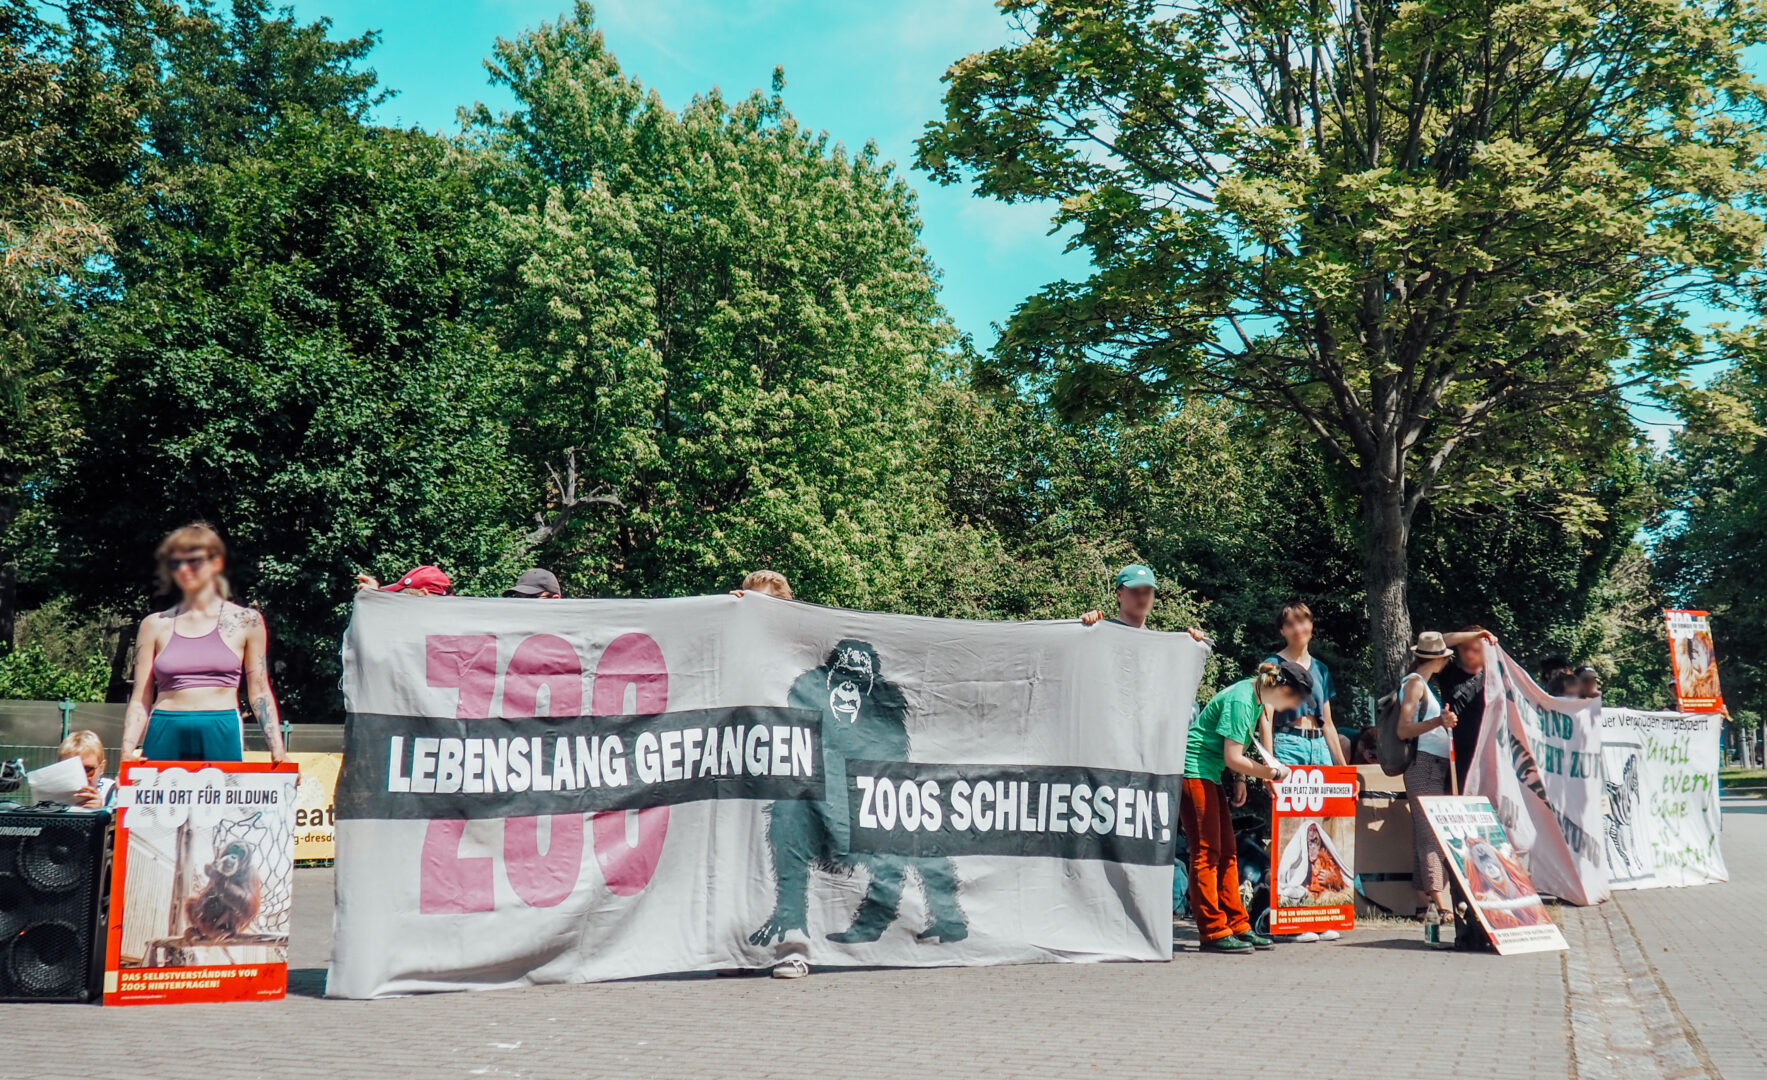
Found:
[1603,797,1767,1079]
[3,805,1761,1080]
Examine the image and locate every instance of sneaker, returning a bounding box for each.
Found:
[771,958,809,979]
[1320,930,1340,942]
[1199,934,1254,953]
[1236,930,1275,950]
[1294,931,1321,943]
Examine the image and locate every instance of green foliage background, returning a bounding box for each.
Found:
[0,0,1720,723]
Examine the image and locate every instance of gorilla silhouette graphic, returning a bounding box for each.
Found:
[750,639,968,947]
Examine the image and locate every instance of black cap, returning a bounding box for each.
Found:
[1272,658,1314,697]
[505,568,562,597]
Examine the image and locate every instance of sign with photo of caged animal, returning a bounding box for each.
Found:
[103,760,299,1005]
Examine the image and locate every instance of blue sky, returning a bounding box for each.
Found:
[290,0,1072,351]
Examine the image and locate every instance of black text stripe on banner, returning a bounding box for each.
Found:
[337,707,824,819]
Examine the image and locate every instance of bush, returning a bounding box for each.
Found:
[0,644,109,701]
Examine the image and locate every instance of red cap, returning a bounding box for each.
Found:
[382,565,453,594]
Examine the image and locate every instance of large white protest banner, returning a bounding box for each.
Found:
[1599,710,1726,890]
[327,591,1202,998]
[1464,648,1608,906]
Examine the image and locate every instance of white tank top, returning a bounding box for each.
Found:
[1405,673,1451,758]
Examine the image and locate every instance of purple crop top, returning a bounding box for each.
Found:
[152,625,243,693]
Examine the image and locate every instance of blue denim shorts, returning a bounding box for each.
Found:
[1273,729,1335,767]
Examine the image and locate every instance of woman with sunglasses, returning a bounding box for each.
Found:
[121,522,288,764]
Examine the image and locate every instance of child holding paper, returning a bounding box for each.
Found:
[57,730,116,809]
[1183,660,1306,953]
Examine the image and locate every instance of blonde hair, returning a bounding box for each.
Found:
[155,521,231,598]
[58,729,106,768]
[1253,661,1283,689]
[741,570,793,600]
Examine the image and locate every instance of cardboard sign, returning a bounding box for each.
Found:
[1665,610,1724,713]
[1415,795,1566,955]
[245,751,341,861]
[1269,765,1356,934]
[103,760,299,1004]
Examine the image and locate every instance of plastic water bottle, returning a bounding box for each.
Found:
[1423,905,1442,947]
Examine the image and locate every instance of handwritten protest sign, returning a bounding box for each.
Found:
[1600,710,1727,890]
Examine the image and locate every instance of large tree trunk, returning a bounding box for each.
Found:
[1362,477,1414,693]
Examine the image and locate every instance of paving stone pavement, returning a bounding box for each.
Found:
[3,805,1762,1080]
[1599,797,1767,1080]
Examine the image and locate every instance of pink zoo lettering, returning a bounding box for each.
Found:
[589,634,671,897]
[418,632,669,913]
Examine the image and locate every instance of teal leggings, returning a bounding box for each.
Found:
[143,708,243,762]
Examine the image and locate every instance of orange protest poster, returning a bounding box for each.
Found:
[1268,765,1356,935]
[1416,795,1565,955]
[103,760,299,1005]
[1665,610,1724,713]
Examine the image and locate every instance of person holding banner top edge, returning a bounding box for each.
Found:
[1079,563,1209,641]
[122,522,288,765]
[1183,661,1303,953]
[1435,626,1499,793]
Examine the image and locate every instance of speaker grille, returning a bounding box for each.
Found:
[0,808,111,1003]
[19,826,89,894]
[7,921,82,997]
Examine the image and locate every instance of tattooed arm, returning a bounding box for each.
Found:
[238,607,288,764]
[121,614,161,760]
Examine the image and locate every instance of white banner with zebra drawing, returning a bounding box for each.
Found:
[1599,710,1727,890]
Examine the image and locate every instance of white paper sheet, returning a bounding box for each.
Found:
[27,755,88,805]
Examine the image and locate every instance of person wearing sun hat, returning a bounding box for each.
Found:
[1395,630,1460,919]
[1079,563,1210,641]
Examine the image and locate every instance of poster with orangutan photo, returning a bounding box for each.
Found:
[1417,795,1566,956]
[104,760,299,1005]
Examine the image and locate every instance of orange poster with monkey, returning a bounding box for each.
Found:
[104,761,299,1005]
[1268,765,1357,935]
[1665,610,1724,713]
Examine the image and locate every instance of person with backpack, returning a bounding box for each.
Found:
[1182,660,1304,953]
[1393,631,1458,919]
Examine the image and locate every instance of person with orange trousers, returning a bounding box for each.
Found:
[1182,660,1307,953]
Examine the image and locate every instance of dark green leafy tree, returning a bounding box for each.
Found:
[917,0,1767,683]
[0,0,141,650]
[1659,358,1767,724]
[46,116,528,719]
[466,5,983,607]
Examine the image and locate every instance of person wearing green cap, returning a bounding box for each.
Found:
[1079,564,1209,640]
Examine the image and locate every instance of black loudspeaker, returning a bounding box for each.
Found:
[0,804,113,1003]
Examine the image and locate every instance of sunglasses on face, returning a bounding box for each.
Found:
[167,555,212,571]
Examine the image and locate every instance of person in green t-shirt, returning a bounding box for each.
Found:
[1182,659,1309,953]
